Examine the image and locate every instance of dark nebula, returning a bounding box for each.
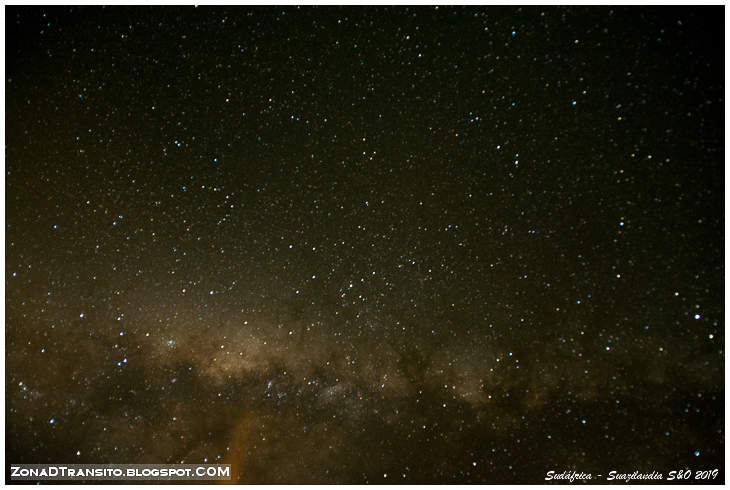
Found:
[5,6,724,484]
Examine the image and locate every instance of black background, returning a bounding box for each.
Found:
[6,6,724,484]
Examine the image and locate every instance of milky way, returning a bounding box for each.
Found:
[5,6,724,483]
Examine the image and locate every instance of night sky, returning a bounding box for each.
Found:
[5,5,725,484]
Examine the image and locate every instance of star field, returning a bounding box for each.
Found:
[5,6,724,484]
